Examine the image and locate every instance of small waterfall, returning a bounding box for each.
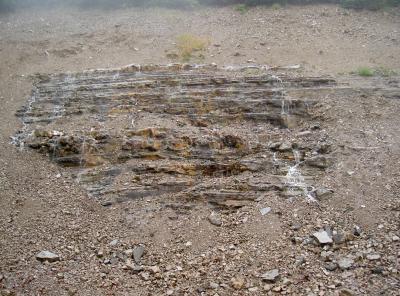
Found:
[284,149,316,202]
[76,136,87,184]
[11,90,38,148]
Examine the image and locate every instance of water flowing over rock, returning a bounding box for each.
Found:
[14,63,338,207]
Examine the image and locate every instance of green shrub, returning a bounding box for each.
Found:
[356,67,375,77]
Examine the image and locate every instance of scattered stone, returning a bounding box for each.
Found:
[325,262,338,271]
[148,265,161,274]
[352,225,362,236]
[133,245,145,264]
[97,248,104,258]
[372,267,384,274]
[338,288,354,296]
[313,230,333,245]
[290,223,301,231]
[315,188,334,200]
[338,257,354,270]
[260,207,271,216]
[210,282,219,289]
[208,213,222,226]
[333,233,346,245]
[305,155,331,169]
[36,251,60,263]
[366,254,381,261]
[140,272,150,281]
[109,239,119,247]
[231,277,245,290]
[261,269,280,282]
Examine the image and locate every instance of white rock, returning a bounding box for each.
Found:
[313,230,333,244]
[36,250,60,262]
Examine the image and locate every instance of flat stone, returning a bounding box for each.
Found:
[315,188,334,200]
[313,230,333,245]
[338,257,354,270]
[260,207,271,216]
[366,254,381,261]
[261,269,280,282]
[133,245,145,264]
[36,250,60,263]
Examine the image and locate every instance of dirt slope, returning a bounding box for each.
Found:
[0,4,399,296]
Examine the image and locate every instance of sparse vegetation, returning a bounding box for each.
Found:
[356,67,375,77]
[176,34,209,61]
[353,66,398,77]
[235,3,249,14]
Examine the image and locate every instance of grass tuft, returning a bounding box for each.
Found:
[176,34,209,61]
[234,3,249,14]
[356,67,374,77]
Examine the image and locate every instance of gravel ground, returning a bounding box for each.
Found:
[0,4,399,296]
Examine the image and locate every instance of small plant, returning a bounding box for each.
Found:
[356,67,374,77]
[176,34,209,62]
[235,3,249,14]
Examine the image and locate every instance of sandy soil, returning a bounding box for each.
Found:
[0,4,399,296]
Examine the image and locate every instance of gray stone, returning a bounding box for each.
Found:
[261,269,280,282]
[366,254,381,261]
[324,262,338,271]
[36,250,60,263]
[109,239,119,247]
[208,213,222,226]
[313,230,333,245]
[333,233,346,245]
[260,207,271,216]
[352,225,362,236]
[133,245,145,264]
[338,257,354,270]
[315,188,334,200]
[305,155,331,169]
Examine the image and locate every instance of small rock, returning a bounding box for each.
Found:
[324,262,338,271]
[208,213,222,226]
[278,141,292,151]
[305,155,331,169]
[371,267,384,274]
[313,230,333,245]
[338,288,354,296]
[260,207,271,216]
[109,239,119,247]
[392,235,399,242]
[338,257,354,270]
[140,272,150,281]
[333,233,346,245]
[248,287,258,292]
[231,277,245,290]
[352,225,362,236]
[36,251,60,263]
[366,254,381,261]
[210,282,219,289]
[133,245,145,264]
[315,188,334,201]
[97,248,104,258]
[261,269,280,282]
[166,290,174,295]
[148,265,161,274]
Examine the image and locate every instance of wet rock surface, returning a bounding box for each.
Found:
[14,64,337,208]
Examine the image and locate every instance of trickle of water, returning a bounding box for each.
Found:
[11,90,38,148]
[284,149,316,202]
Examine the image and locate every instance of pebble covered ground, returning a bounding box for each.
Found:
[0,4,399,296]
